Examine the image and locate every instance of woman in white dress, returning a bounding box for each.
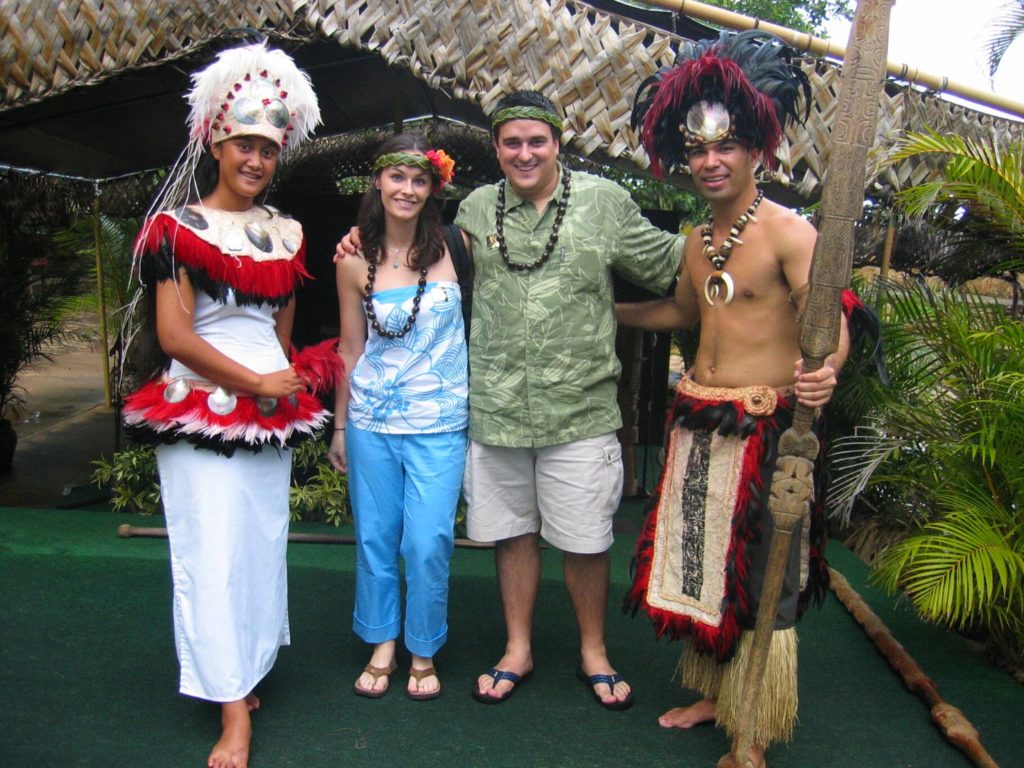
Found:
[121,41,330,768]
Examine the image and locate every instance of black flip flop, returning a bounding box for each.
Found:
[471,667,532,704]
[576,665,635,711]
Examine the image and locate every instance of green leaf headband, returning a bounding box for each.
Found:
[372,150,456,191]
[490,106,563,133]
[373,152,434,175]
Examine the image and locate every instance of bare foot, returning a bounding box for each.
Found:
[208,700,251,768]
[245,693,260,712]
[658,698,716,729]
[354,641,397,697]
[475,652,532,701]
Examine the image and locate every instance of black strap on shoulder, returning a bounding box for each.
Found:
[442,223,473,337]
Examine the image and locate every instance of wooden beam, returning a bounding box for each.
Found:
[642,0,1024,119]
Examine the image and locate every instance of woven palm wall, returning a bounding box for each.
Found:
[2,0,1022,200]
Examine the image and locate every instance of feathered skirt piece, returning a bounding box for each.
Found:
[123,338,340,456]
[624,376,827,662]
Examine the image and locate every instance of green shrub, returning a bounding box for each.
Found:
[92,432,352,525]
[92,444,161,515]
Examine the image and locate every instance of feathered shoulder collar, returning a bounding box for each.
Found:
[137,205,310,302]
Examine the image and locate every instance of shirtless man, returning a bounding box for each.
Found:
[618,31,850,768]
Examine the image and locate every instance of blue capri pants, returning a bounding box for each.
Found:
[345,423,467,657]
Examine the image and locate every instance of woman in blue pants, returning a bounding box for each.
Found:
[327,134,466,701]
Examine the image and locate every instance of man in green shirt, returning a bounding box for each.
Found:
[459,91,682,709]
[336,91,682,708]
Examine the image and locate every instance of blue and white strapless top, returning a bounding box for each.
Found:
[348,280,468,434]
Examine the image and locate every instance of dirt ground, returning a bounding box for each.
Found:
[0,311,117,508]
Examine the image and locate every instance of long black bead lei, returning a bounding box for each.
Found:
[364,257,428,339]
[495,167,571,272]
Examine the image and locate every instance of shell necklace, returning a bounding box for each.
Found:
[700,189,764,305]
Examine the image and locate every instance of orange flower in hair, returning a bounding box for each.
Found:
[426,149,456,190]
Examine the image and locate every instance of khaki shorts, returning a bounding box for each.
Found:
[463,432,623,554]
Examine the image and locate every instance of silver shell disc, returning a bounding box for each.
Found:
[245,222,273,253]
[163,378,190,403]
[173,207,209,230]
[207,387,238,415]
[256,397,279,417]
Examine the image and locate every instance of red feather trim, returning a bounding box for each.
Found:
[291,337,343,396]
[123,379,330,446]
[624,389,793,661]
[138,213,311,300]
[842,288,863,316]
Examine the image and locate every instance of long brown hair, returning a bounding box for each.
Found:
[356,133,444,270]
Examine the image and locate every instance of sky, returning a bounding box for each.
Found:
[823,0,1024,118]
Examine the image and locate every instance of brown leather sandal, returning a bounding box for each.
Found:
[353,660,397,699]
[407,665,441,701]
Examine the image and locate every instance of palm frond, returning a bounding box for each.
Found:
[827,421,904,521]
[984,0,1024,77]
[873,484,1024,630]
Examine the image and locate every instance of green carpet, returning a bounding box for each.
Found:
[1,505,1020,767]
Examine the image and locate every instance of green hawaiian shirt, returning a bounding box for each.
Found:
[455,166,682,447]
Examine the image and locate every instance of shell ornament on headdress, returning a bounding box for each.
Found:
[142,40,322,219]
[188,41,321,154]
[632,30,810,177]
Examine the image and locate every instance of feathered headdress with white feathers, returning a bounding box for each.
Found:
[187,42,320,154]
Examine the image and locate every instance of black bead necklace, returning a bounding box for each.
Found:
[495,167,571,272]
[363,254,428,339]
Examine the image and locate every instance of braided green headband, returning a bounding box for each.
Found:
[490,106,563,132]
[373,152,435,176]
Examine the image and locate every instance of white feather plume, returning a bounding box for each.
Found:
[187,41,321,156]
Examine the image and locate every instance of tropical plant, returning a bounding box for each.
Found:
[55,212,141,331]
[830,130,1024,670]
[0,220,87,422]
[701,0,854,35]
[92,444,162,514]
[289,434,351,526]
[828,274,1024,670]
[883,130,1024,296]
[92,431,353,526]
[984,0,1024,78]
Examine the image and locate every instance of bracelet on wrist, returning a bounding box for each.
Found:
[334,427,346,431]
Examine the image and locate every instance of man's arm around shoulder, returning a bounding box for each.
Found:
[616,237,699,331]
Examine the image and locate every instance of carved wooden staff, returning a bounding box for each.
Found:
[718,2,894,766]
[828,568,999,768]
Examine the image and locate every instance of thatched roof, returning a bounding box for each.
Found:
[1,0,1022,204]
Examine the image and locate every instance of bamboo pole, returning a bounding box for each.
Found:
[642,0,1024,119]
[880,212,897,278]
[92,189,112,409]
[828,567,1000,768]
[116,523,499,549]
[717,2,894,766]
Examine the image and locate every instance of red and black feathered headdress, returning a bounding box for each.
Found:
[632,30,811,177]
